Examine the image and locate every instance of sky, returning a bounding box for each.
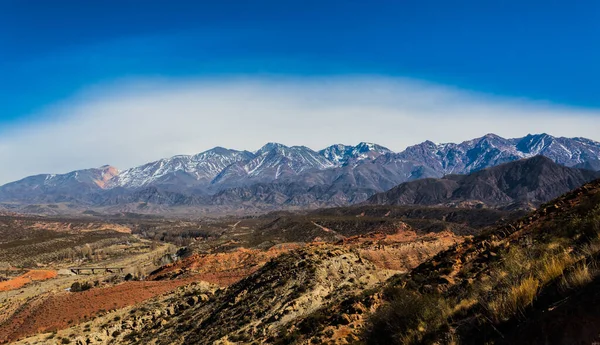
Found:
[0,0,599,183]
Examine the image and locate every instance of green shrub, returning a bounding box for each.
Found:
[70,281,92,292]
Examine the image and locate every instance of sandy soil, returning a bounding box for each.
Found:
[0,270,57,292]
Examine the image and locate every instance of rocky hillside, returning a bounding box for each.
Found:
[1,133,599,213]
[7,231,459,345]
[299,177,600,344]
[368,156,600,209]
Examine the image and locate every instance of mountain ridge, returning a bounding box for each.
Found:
[366,156,600,208]
[1,133,599,212]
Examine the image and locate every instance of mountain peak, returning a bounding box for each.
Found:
[403,140,438,152]
[515,133,556,155]
[355,142,391,153]
[256,142,289,155]
[319,142,391,165]
[193,146,252,159]
[356,142,375,149]
[203,146,230,154]
[476,133,507,143]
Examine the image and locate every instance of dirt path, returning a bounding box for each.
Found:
[0,270,57,292]
[312,222,346,240]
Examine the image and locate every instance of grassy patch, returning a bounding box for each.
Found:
[365,288,450,345]
[562,261,593,289]
[486,276,539,322]
[536,253,575,283]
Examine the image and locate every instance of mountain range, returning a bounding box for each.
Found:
[1,133,599,213]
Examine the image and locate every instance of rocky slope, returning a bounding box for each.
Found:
[9,238,452,345]
[310,177,600,344]
[368,156,600,208]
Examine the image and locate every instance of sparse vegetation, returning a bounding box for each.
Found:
[486,275,539,322]
[0,215,142,267]
[363,180,600,344]
[536,253,575,283]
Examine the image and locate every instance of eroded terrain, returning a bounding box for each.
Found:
[0,203,526,344]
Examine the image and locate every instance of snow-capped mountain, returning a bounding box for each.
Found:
[1,133,599,210]
[212,143,335,187]
[390,133,600,177]
[392,134,527,176]
[319,142,392,165]
[513,133,600,166]
[108,147,254,189]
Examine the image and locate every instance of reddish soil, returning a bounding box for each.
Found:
[0,277,200,343]
[0,245,305,343]
[0,270,57,292]
[0,228,465,343]
[150,243,303,285]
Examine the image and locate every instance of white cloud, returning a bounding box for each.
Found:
[1,75,599,184]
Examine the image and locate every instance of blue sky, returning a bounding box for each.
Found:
[0,0,599,182]
[2,0,600,120]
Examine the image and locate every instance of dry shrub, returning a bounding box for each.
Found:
[561,262,593,290]
[502,246,532,278]
[580,240,600,258]
[535,252,575,284]
[486,276,539,322]
[452,298,478,316]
